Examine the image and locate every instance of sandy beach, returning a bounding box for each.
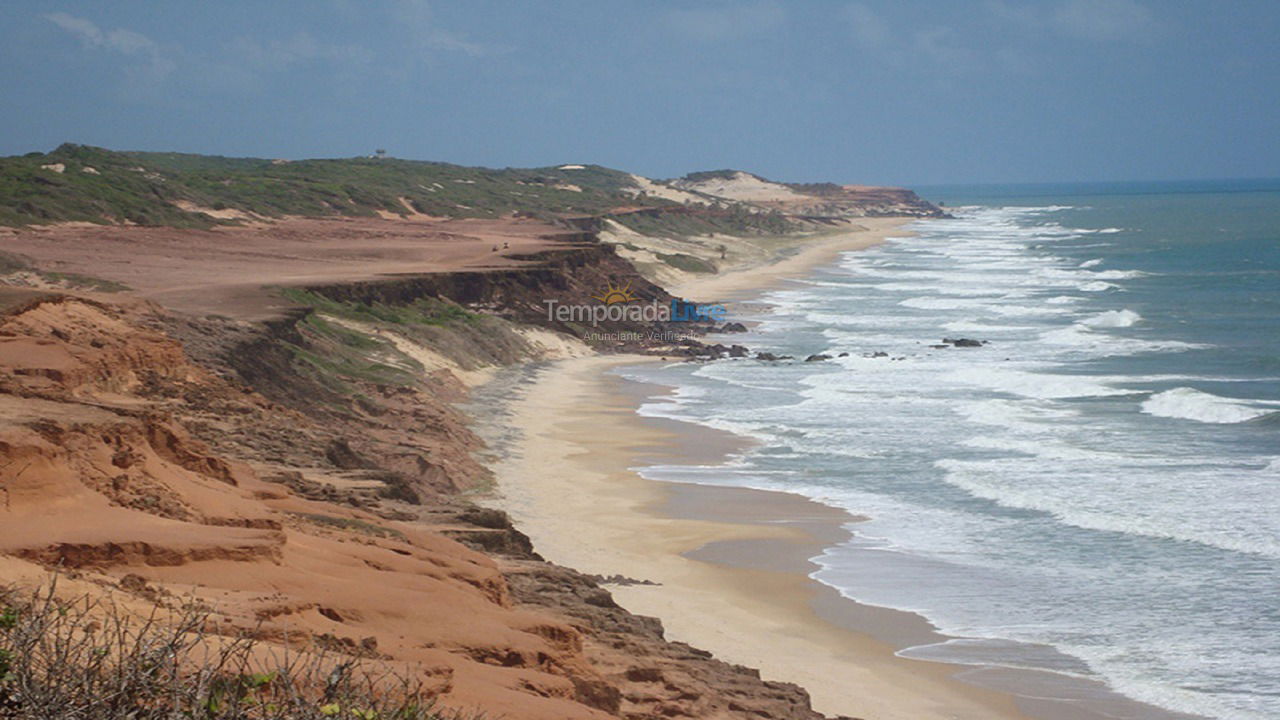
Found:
[484,221,1200,720]
[483,219,1036,719]
[489,352,1035,720]
[667,216,912,303]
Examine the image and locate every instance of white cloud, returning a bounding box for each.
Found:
[664,1,785,42]
[844,3,890,50]
[44,12,175,80]
[229,32,373,70]
[842,4,976,74]
[44,12,104,45]
[911,26,976,69]
[1052,0,1154,41]
[986,0,1157,42]
[394,0,495,57]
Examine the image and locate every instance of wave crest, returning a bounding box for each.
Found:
[1141,388,1278,424]
[1081,309,1142,328]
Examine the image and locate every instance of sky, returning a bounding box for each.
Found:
[1,0,1277,186]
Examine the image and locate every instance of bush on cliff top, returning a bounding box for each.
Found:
[0,582,470,720]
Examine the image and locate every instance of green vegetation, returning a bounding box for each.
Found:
[678,169,748,183]
[0,249,130,292]
[0,583,463,719]
[785,181,847,196]
[611,206,796,238]
[281,289,479,328]
[302,313,384,350]
[0,252,29,275]
[278,289,499,400]
[289,512,407,540]
[0,144,804,240]
[287,343,419,390]
[38,270,131,293]
[0,143,655,228]
[655,252,717,274]
[272,299,426,393]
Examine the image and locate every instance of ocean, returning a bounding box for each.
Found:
[618,180,1280,720]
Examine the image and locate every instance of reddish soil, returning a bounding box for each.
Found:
[0,215,587,320]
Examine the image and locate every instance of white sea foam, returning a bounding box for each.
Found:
[990,303,1075,317]
[956,399,1080,429]
[1141,387,1278,424]
[934,458,1280,559]
[1079,280,1120,291]
[960,435,1114,461]
[1081,309,1142,327]
[626,200,1280,720]
[1039,325,1204,355]
[899,296,988,310]
[948,366,1133,399]
[942,320,1034,333]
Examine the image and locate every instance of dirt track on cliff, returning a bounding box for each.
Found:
[0,215,587,320]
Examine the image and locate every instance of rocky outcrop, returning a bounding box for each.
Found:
[941,337,986,347]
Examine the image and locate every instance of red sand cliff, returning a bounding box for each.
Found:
[0,211,845,719]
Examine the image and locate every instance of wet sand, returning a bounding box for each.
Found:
[489,354,1031,720]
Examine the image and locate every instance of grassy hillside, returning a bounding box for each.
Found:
[0,144,663,227]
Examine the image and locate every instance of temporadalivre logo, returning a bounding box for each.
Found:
[543,281,727,325]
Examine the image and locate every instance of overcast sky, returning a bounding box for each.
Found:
[2,1,1277,185]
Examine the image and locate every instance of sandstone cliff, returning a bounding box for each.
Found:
[0,272,839,720]
[0,147,933,718]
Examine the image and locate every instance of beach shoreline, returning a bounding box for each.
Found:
[481,219,1035,719]
[667,216,913,303]
[485,353,1033,720]
[480,219,1209,720]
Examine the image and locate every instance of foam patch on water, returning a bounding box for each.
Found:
[1081,309,1142,327]
[942,320,1035,333]
[1093,269,1147,279]
[1039,325,1205,355]
[933,458,1280,558]
[948,367,1134,399]
[1079,280,1120,291]
[899,296,990,310]
[1141,388,1279,424]
[956,398,1081,429]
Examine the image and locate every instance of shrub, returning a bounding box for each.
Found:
[0,581,466,719]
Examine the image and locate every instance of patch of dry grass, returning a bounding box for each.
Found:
[0,580,468,720]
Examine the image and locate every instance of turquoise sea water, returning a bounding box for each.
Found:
[620,180,1280,719]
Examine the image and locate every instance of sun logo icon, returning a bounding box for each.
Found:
[592,280,638,305]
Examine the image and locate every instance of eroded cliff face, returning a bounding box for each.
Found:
[0,278,838,719]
